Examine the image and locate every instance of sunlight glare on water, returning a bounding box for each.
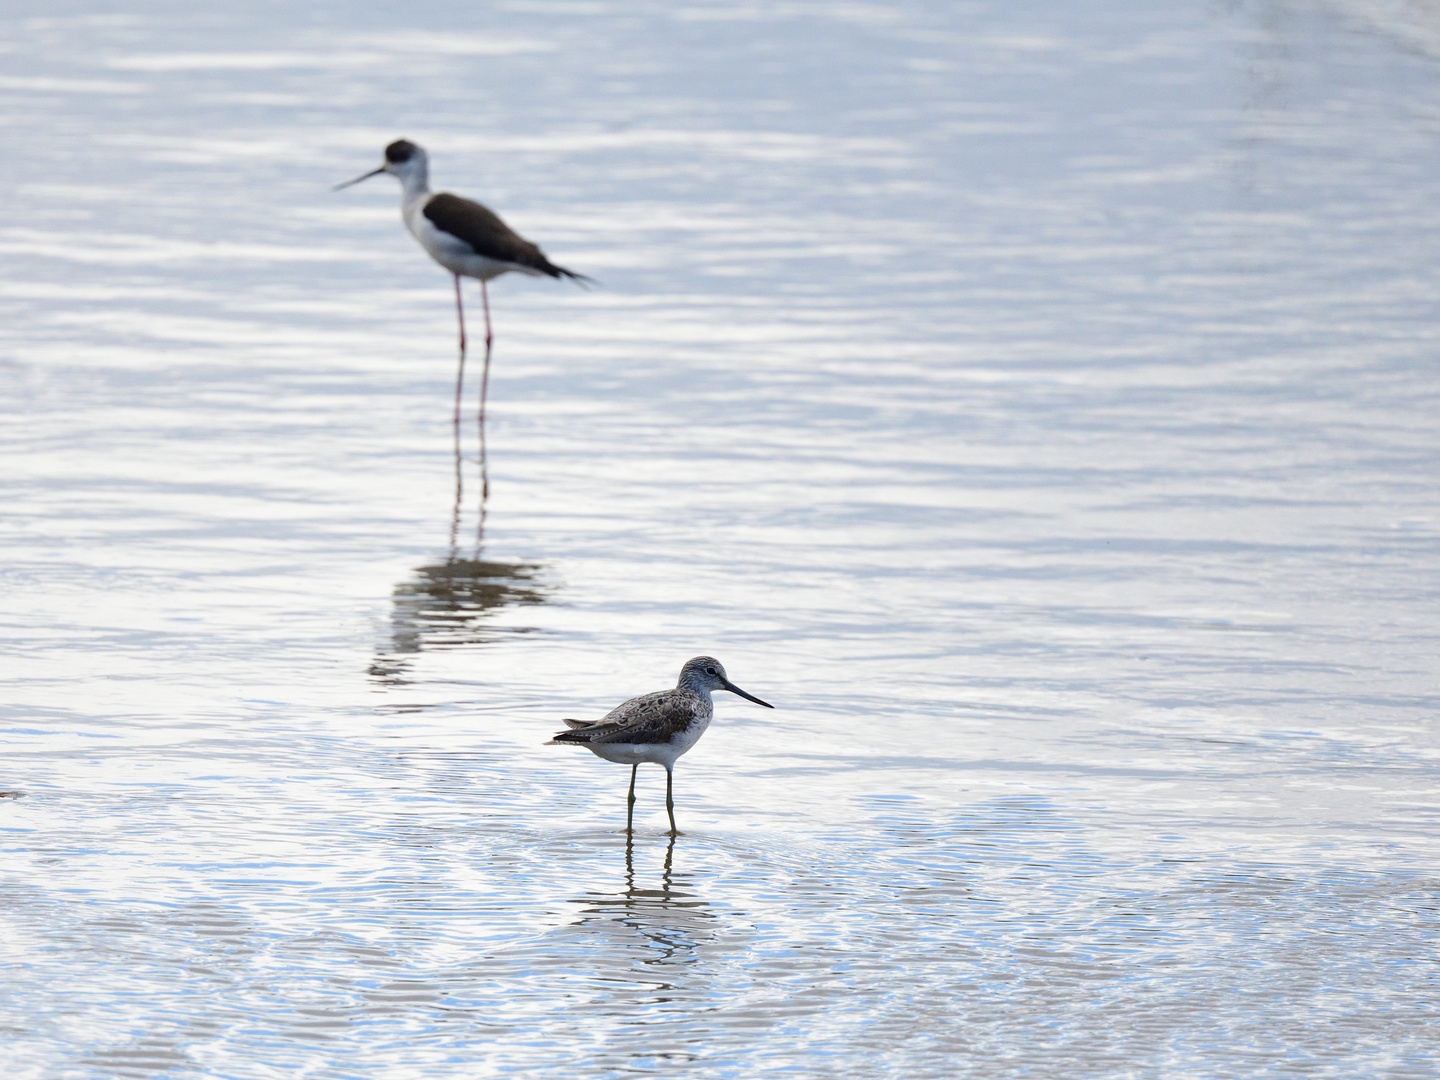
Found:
[2,1,1439,1076]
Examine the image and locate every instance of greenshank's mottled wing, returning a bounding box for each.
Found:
[548,690,697,745]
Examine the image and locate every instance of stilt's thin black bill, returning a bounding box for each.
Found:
[332,166,385,191]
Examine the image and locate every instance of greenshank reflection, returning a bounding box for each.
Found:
[566,834,716,967]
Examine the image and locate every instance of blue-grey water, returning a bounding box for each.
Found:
[3,1,1439,1076]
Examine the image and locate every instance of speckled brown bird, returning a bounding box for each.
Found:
[548,656,774,834]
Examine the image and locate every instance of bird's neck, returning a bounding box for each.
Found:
[676,677,713,700]
[398,164,431,204]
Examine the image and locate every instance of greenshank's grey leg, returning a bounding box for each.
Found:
[665,766,677,835]
[626,764,638,832]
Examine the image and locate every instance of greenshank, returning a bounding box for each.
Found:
[548,656,774,834]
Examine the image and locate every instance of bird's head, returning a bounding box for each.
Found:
[333,139,429,191]
[678,656,774,708]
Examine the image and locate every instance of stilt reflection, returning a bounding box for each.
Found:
[370,408,551,683]
[384,554,549,652]
[446,326,490,559]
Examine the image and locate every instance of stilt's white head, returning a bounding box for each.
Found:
[333,139,430,193]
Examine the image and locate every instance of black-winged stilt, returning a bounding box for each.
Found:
[334,139,591,427]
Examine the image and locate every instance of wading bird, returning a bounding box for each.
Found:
[548,657,774,835]
[334,139,590,425]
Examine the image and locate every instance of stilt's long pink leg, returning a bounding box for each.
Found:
[479,279,493,427]
[453,274,468,429]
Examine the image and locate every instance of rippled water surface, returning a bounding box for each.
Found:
[4,1,1440,1076]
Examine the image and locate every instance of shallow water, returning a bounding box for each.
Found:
[3,1,1439,1076]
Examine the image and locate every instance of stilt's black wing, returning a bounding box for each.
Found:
[424,193,590,282]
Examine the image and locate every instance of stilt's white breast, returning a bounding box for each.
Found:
[402,196,543,282]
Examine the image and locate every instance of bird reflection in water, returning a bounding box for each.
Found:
[568,834,715,966]
[368,428,552,683]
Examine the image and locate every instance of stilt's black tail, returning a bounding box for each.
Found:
[547,263,596,288]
